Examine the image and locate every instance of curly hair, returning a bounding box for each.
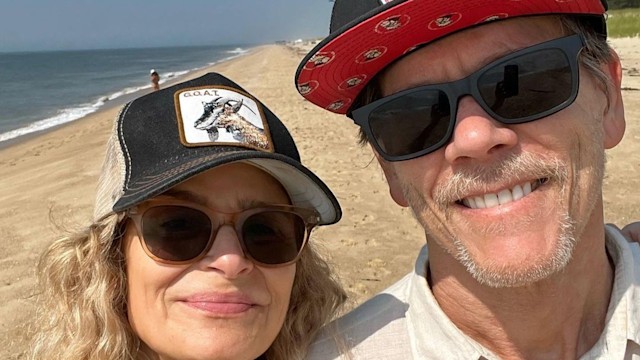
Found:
[353,15,616,146]
[30,213,346,360]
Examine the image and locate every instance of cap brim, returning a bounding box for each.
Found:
[243,157,340,225]
[112,149,341,225]
[295,0,606,114]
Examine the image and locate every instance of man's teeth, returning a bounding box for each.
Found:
[461,180,540,209]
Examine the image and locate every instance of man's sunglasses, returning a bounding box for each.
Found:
[350,34,585,161]
[127,200,320,267]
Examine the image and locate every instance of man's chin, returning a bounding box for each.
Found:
[452,230,577,288]
[462,258,568,288]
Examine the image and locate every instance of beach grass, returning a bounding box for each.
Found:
[607,8,640,38]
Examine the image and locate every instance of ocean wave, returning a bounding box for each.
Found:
[0,46,254,144]
[0,82,158,143]
[0,84,152,143]
[0,102,102,143]
[226,47,249,55]
[102,85,146,102]
[160,70,190,83]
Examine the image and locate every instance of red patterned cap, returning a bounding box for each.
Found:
[295,0,607,115]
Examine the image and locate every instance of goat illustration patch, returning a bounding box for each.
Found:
[175,87,272,151]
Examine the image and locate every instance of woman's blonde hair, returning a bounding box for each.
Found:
[30,212,346,360]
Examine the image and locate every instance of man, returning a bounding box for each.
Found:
[295,0,639,358]
[150,69,160,91]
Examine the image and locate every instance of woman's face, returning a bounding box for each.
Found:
[123,162,296,360]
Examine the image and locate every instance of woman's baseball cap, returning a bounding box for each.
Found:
[295,0,608,115]
[94,72,341,225]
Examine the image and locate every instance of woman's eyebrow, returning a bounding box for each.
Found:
[237,198,272,209]
[158,190,277,210]
[159,189,209,206]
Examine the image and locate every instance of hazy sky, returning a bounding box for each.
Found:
[0,0,335,52]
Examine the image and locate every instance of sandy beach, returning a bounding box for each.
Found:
[1,39,639,359]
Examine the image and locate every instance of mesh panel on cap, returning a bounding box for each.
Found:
[93,106,128,220]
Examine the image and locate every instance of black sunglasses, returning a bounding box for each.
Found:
[350,34,585,162]
[128,200,320,267]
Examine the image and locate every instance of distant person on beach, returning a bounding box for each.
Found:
[296,0,640,358]
[150,69,160,91]
[30,73,345,360]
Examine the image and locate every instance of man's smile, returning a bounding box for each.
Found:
[457,178,548,209]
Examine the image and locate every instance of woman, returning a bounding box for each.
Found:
[30,73,345,360]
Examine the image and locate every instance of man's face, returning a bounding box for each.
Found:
[375,16,625,287]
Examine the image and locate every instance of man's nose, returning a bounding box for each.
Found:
[443,96,519,164]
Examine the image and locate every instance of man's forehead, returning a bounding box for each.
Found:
[379,16,565,94]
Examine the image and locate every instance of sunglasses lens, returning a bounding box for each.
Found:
[368,89,451,157]
[358,37,581,161]
[242,210,306,265]
[142,206,212,262]
[478,48,573,121]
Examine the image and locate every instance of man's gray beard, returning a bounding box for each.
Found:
[451,213,576,287]
[402,152,582,288]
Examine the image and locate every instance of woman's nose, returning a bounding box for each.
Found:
[200,225,254,278]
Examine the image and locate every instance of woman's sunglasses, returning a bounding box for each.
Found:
[127,200,320,267]
[350,34,585,162]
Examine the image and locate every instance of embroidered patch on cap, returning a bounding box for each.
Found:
[174,86,273,151]
[326,99,351,111]
[478,13,509,23]
[339,75,367,90]
[304,52,335,70]
[356,46,387,63]
[375,14,410,33]
[428,13,462,30]
[298,81,319,95]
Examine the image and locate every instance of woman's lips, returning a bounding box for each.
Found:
[183,301,254,314]
[180,292,260,314]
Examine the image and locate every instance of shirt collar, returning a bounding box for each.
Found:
[585,224,640,356]
[406,246,497,359]
[405,225,640,358]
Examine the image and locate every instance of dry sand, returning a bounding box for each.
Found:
[1,39,639,359]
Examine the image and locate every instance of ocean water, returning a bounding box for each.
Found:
[0,44,251,144]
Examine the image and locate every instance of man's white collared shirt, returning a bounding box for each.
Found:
[307,225,640,359]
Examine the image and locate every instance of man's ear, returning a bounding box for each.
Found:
[602,49,626,149]
[372,147,409,207]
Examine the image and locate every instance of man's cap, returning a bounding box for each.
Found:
[150,69,157,75]
[295,0,608,115]
[94,72,341,225]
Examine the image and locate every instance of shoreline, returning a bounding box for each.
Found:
[0,46,260,152]
[0,94,131,151]
[0,46,272,165]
